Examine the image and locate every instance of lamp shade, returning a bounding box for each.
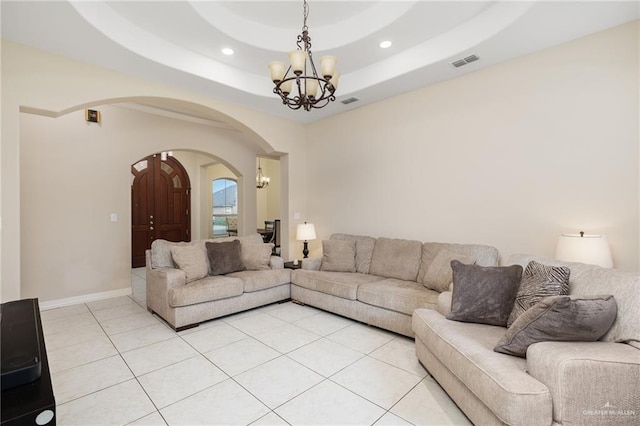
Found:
[555,233,613,268]
[296,223,316,241]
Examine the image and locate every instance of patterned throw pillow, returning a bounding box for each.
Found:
[507,261,571,327]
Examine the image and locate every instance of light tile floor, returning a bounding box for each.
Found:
[39,268,471,425]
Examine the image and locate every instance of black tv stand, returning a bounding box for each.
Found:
[1,299,56,425]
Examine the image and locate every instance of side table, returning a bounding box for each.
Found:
[284,261,301,270]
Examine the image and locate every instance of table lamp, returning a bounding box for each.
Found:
[296,222,316,259]
[555,231,613,268]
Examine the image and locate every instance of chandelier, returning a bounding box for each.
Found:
[268,0,340,111]
[256,159,270,189]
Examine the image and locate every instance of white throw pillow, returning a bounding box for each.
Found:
[241,243,274,271]
[170,244,208,284]
[320,240,356,272]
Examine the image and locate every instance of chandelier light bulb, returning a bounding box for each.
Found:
[268,61,286,82]
[329,72,340,90]
[306,79,319,98]
[288,50,307,75]
[319,55,337,79]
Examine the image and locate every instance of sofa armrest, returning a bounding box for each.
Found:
[437,291,452,317]
[270,256,284,269]
[527,341,640,424]
[146,266,187,291]
[301,257,322,271]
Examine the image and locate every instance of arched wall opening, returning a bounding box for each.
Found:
[18,97,288,305]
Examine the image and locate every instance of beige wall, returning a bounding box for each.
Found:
[307,21,639,271]
[19,105,265,301]
[2,40,307,302]
[2,20,638,304]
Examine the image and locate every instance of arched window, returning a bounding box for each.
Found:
[212,178,238,237]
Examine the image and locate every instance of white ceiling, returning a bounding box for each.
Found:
[2,1,638,124]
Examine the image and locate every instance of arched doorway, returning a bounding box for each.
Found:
[131,153,191,267]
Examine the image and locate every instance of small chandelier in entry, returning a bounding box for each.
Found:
[268,0,340,111]
[256,159,270,189]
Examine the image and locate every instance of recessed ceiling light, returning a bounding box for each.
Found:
[221,48,234,56]
[379,41,392,49]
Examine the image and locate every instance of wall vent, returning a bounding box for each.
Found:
[341,97,359,105]
[451,54,479,68]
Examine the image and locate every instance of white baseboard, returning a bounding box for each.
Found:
[39,287,132,311]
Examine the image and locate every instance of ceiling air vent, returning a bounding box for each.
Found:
[341,97,359,105]
[451,54,479,68]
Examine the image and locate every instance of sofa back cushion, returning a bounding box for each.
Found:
[151,234,263,269]
[170,244,208,284]
[321,240,357,272]
[330,234,376,274]
[369,237,423,281]
[151,240,198,269]
[507,254,640,350]
[241,243,274,271]
[417,242,500,286]
[422,249,476,292]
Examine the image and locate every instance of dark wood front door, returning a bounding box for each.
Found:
[131,154,191,267]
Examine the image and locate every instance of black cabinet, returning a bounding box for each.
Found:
[1,299,56,425]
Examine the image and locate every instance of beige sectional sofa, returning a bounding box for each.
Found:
[146,234,290,330]
[291,233,500,337]
[412,254,640,426]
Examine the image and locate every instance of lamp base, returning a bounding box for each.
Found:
[302,241,309,258]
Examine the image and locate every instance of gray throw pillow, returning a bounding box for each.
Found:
[241,243,274,271]
[494,295,617,357]
[507,261,571,327]
[170,244,208,284]
[423,249,476,292]
[320,240,357,273]
[205,240,244,275]
[447,261,523,326]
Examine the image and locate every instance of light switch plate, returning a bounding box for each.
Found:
[110,213,118,222]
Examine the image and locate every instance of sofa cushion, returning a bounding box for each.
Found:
[507,254,640,349]
[495,295,617,357]
[369,237,423,281]
[152,240,198,269]
[422,249,476,292]
[330,234,376,274]
[241,243,274,271]
[169,244,208,284]
[507,261,570,327]
[321,240,356,272]
[168,275,243,307]
[227,269,291,293]
[151,234,264,269]
[448,261,523,326]
[357,279,439,315]
[206,240,244,275]
[417,242,500,284]
[412,309,552,425]
[291,269,384,300]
